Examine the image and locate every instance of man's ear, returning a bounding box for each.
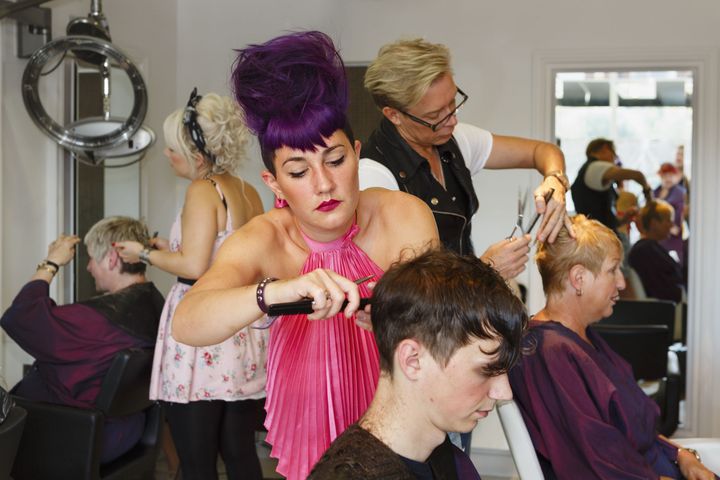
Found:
[395,338,424,381]
[382,106,402,126]
[261,170,284,200]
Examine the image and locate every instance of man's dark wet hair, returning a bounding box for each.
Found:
[371,248,528,376]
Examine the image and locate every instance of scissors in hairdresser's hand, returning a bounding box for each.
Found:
[251,275,375,329]
[507,188,555,239]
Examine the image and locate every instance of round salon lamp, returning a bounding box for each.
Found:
[66,0,112,66]
[67,117,155,165]
[22,35,154,165]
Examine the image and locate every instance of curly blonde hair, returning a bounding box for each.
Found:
[163,93,249,176]
[364,38,452,111]
[536,215,622,296]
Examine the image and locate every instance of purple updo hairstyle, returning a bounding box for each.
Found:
[231,31,354,173]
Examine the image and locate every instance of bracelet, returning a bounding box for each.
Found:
[36,260,59,275]
[256,277,278,314]
[44,259,60,271]
[677,447,702,464]
[139,248,152,266]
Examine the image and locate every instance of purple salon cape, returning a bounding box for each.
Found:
[508,320,681,479]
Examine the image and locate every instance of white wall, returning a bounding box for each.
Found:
[3,0,720,469]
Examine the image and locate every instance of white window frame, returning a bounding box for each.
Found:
[532,47,720,438]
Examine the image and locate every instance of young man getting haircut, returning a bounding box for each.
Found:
[310,248,527,479]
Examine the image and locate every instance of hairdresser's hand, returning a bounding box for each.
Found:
[481,235,531,280]
[354,282,375,332]
[150,236,170,251]
[46,234,81,266]
[534,178,574,243]
[619,206,639,221]
[263,268,361,321]
[113,240,144,264]
[677,449,717,480]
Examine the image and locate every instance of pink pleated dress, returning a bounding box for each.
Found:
[264,221,383,480]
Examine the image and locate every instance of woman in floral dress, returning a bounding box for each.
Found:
[115,92,266,480]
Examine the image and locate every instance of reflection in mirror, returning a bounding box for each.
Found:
[73,65,141,301]
[553,69,693,430]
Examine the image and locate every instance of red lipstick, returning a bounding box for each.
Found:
[316,199,341,212]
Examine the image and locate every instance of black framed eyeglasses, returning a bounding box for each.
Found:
[400,87,469,132]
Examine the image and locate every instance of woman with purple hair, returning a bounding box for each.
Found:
[172,31,438,479]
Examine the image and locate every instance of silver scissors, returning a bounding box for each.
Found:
[507,188,555,239]
[508,187,531,239]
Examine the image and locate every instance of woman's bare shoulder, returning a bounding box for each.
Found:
[231,208,285,242]
[360,189,434,226]
[358,189,439,267]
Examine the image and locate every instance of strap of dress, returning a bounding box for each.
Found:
[206,178,233,232]
[206,178,228,211]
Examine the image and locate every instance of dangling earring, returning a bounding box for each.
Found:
[274,196,288,209]
[575,288,583,296]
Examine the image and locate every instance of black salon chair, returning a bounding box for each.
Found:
[0,405,27,480]
[591,324,680,436]
[600,299,677,343]
[11,348,162,480]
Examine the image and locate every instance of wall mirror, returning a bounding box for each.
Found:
[553,68,693,430]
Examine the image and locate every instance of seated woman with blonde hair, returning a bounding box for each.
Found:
[509,215,717,479]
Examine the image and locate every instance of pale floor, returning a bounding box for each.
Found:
[154,433,282,480]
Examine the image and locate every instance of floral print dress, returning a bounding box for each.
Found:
[149,181,268,402]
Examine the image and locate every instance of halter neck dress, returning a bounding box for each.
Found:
[149,179,268,402]
[264,220,384,480]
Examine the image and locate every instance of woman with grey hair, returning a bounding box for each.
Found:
[1,216,165,465]
[361,37,572,280]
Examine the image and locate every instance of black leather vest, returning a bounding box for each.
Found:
[570,158,618,230]
[364,119,479,255]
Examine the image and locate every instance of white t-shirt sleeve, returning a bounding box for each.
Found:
[358,158,400,191]
[583,161,614,191]
[452,123,493,176]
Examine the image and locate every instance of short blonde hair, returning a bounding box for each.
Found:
[536,215,622,296]
[163,93,250,177]
[84,216,149,274]
[364,38,452,111]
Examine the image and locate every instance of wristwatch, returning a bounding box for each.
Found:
[544,170,570,192]
[678,447,702,463]
[36,260,59,275]
[139,248,153,266]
